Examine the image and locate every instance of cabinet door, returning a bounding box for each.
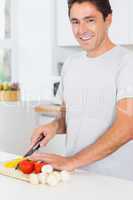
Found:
[56,0,130,46]
[109,0,129,44]
[18,0,53,100]
[56,0,79,46]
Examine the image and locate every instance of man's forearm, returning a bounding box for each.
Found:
[71,120,133,169]
[52,111,66,134]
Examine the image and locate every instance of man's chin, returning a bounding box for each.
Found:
[77,40,94,50]
[79,43,94,52]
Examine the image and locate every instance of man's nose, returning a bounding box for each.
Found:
[78,22,88,34]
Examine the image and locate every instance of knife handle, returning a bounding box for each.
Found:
[23,134,45,158]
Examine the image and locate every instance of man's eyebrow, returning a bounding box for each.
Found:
[83,16,96,20]
[70,18,79,22]
[70,16,96,21]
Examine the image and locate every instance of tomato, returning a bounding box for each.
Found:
[19,160,34,174]
[34,161,48,174]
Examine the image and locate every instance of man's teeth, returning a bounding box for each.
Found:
[81,37,92,40]
[80,34,93,40]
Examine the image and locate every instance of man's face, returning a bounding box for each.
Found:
[69,2,112,53]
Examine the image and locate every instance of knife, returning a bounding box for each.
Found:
[23,134,45,157]
[15,134,45,169]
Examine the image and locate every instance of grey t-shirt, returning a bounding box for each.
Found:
[57,46,133,180]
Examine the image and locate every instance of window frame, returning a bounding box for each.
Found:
[0,0,18,82]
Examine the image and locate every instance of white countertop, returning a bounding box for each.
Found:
[0,151,133,200]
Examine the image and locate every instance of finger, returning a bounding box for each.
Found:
[31,129,43,143]
[40,135,51,147]
[33,152,59,159]
[31,130,47,146]
[29,153,53,162]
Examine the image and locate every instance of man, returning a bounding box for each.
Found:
[30,0,133,180]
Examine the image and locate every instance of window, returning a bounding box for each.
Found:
[0,0,17,82]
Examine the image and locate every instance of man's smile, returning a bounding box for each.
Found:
[79,32,94,42]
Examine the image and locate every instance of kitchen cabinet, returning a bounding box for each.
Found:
[0,103,38,154]
[17,0,54,100]
[56,0,131,46]
[56,0,78,46]
[109,0,129,44]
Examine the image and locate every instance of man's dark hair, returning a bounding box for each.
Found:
[68,0,112,20]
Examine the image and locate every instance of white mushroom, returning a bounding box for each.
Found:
[46,173,60,186]
[41,164,53,174]
[60,170,70,182]
[52,171,61,182]
[38,172,48,184]
[29,173,39,185]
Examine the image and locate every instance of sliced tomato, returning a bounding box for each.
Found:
[34,161,48,174]
[19,160,34,174]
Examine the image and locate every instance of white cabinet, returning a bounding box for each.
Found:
[17,0,54,100]
[56,0,79,46]
[109,0,129,44]
[0,103,38,154]
[56,0,131,46]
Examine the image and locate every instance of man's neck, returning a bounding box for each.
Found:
[87,38,116,58]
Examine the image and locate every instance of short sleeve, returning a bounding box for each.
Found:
[116,53,133,101]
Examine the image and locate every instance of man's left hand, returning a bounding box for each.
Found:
[29,153,76,171]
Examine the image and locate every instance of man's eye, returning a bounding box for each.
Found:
[86,19,95,23]
[71,21,79,25]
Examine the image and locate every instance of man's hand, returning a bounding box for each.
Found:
[29,153,77,171]
[30,121,59,148]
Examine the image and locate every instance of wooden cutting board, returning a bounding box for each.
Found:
[0,163,29,182]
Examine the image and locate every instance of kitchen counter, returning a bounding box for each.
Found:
[0,100,64,117]
[34,103,65,117]
[0,151,133,200]
[0,100,64,115]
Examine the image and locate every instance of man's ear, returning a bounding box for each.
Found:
[105,14,112,29]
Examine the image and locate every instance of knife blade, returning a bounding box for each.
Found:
[15,134,45,169]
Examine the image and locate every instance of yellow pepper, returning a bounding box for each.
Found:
[3,157,24,168]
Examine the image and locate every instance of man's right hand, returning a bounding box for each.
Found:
[30,121,59,148]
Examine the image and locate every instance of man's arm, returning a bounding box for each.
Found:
[30,103,66,148]
[71,98,133,169]
[52,103,66,134]
[30,99,133,171]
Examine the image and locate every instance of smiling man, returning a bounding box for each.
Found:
[30,0,133,180]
